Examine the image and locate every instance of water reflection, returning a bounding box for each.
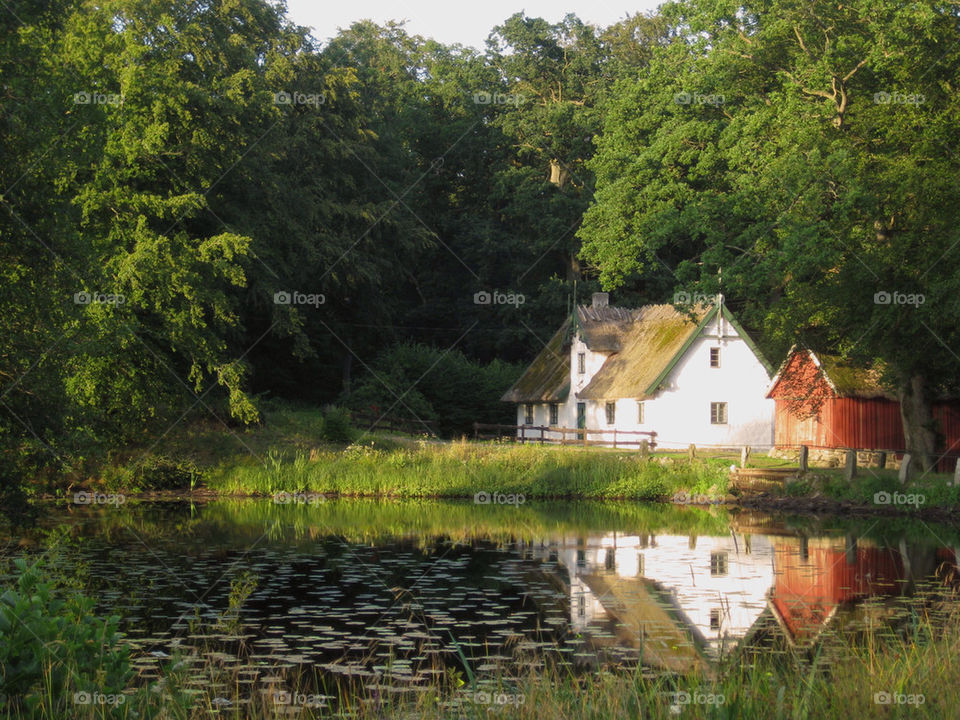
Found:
[3,500,958,701]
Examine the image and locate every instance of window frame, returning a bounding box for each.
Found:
[605,401,616,425]
[524,403,534,425]
[710,347,721,368]
[637,401,645,424]
[710,401,728,425]
[549,403,559,426]
[577,352,586,374]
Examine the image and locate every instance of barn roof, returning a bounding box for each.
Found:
[767,347,895,400]
[502,301,770,403]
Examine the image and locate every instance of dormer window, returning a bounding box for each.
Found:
[710,347,720,367]
[577,352,586,374]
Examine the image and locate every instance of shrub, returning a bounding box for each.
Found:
[320,407,357,444]
[133,455,202,490]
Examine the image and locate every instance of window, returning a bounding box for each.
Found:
[576,549,586,568]
[577,352,586,374]
[710,347,721,367]
[637,401,645,424]
[710,608,721,631]
[524,403,534,425]
[605,548,616,573]
[710,402,728,425]
[636,553,645,576]
[605,402,616,425]
[710,552,728,576]
[577,593,586,618]
[549,403,559,426]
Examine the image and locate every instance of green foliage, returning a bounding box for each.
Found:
[320,407,357,444]
[0,558,132,717]
[346,343,523,437]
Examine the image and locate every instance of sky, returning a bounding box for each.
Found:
[285,0,663,51]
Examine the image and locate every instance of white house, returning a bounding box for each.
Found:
[501,293,775,449]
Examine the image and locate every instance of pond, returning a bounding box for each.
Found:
[4,498,960,714]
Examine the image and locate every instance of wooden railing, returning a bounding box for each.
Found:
[472,422,657,450]
[350,411,437,437]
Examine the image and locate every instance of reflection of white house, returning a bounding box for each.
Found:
[501,294,775,448]
[531,532,775,661]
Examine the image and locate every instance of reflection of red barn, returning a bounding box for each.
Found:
[770,538,905,642]
[766,348,960,469]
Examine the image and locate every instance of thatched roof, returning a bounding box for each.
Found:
[578,304,709,400]
[500,319,572,403]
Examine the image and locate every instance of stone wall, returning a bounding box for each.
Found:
[769,446,902,470]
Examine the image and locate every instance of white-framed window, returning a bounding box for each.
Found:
[637,401,645,424]
[710,402,728,425]
[577,352,586,374]
[710,347,721,367]
[549,403,559,426]
[605,402,616,425]
[710,608,721,630]
[524,403,534,425]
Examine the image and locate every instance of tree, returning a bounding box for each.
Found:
[579,0,960,468]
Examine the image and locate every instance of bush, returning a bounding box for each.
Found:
[133,455,201,490]
[0,558,132,718]
[320,407,357,444]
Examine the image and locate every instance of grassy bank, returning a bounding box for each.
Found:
[203,441,731,501]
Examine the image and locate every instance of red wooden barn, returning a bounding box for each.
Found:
[766,347,960,469]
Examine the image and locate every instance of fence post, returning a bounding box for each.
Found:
[583,428,588,447]
[613,429,617,449]
[650,431,657,451]
[899,453,913,484]
[740,446,751,468]
[520,424,526,444]
[844,449,857,481]
[953,458,960,487]
[640,439,649,458]
[799,445,809,473]
[877,451,887,470]
[688,444,696,460]
[540,426,545,445]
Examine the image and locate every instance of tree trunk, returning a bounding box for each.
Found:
[342,352,352,396]
[898,374,937,472]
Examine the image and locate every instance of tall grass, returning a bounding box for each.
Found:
[206,441,731,501]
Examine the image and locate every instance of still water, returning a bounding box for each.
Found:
[5,499,960,709]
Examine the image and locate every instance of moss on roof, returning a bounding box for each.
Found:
[500,319,572,403]
[817,354,894,399]
[578,304,707,401]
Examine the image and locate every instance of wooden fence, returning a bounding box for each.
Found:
[472,422,657,450]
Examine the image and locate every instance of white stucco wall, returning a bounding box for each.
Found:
[645,316,774,449]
